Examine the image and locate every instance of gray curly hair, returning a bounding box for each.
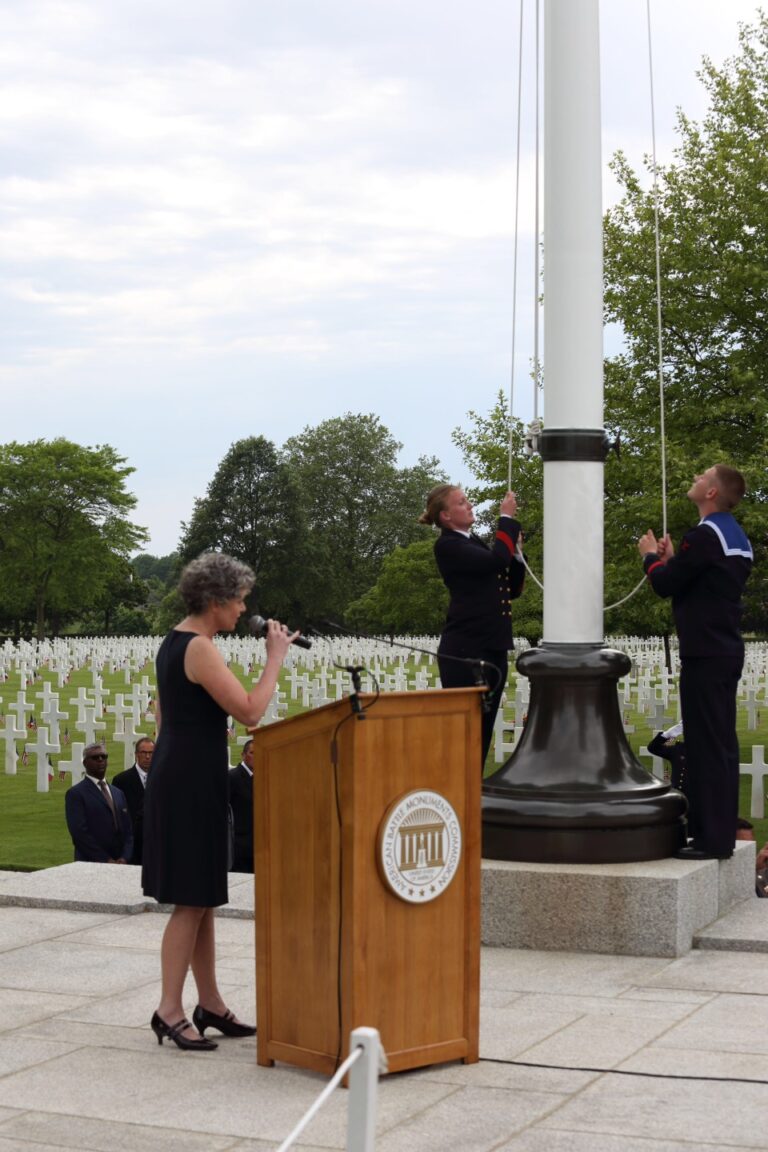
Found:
[178,553,255,614]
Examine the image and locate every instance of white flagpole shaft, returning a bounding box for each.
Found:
[542,0,604,643]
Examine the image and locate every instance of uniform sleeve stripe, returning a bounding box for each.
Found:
[496,530,516,553]
[645,560,664,576]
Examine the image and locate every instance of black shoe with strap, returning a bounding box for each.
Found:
[151,1011,218,1050]
[193,1004,256,1038]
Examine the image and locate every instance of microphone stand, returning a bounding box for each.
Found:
[335,663,366,719]
[322,622,498,714]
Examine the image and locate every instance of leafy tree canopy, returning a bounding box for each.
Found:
[346,540,449,636]
[282,413,445,622]
[178,436,304,624]
[0,439,147,639]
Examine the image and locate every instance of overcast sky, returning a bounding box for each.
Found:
[0,0,762,555]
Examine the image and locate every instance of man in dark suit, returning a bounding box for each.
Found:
[112,737,155,865]
[229,738,254,873]
[65,742,133,863]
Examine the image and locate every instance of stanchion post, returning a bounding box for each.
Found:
[346,1027,385,1152]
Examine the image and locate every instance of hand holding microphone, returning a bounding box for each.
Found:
[247,614,312,650]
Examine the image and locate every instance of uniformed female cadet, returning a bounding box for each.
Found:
[420,485,525,770]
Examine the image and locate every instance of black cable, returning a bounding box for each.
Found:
[323,620,498,709]
[482,1056,768,1087]
[328,667,380,1071]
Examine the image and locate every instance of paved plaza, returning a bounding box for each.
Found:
[1,864,767,1151]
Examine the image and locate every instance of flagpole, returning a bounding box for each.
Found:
[481,0,685,864]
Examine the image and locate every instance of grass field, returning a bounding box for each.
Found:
[1,657,767,869]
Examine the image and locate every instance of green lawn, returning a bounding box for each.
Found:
[1,657,767,869]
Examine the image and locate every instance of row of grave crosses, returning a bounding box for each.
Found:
[1,669,156,792]
[3,633,768,799]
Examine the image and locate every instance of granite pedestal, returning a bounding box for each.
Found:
[481,841,756,957]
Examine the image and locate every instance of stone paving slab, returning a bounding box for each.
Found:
[480,947,671,997]
[0,988,89,1033]
[0,1036,81,1079]
[514,1009,688,1070]
[695,893,768,951]
[0,938,159,996]
[643,990,768,1056]
[372,1084,568,1152]
[496,1133,741,1152]
[640,947,768,995]
[619,1044,768,1083]
[0,907,120,952]
[534,1071,768,1149]
[3,870,768,1149]
[0,1112,244,1152]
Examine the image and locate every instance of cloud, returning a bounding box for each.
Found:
[0,0,761,552]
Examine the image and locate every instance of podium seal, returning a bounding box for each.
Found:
[377,789,462,904]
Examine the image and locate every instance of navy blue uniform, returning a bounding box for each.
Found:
[435,517,524,767]
[643,513,752,855]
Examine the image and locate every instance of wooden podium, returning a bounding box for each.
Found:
[250,687,482,1076]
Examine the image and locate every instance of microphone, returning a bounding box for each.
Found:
[246,614,312,650]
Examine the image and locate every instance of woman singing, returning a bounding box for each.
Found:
[420,485,524,770]
[143,552,296,1051]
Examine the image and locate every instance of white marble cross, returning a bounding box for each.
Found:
[638,747,667,783]
[646,699,675,732]
[744,688,760,732]
[40,692,68,750]
[77,705,106,747]
[1,713,26,774]
[69,687,94,726]
[57,742,86,785]
[493,707,519,764]
[25,725,60,793]
[90,676,110,719]
[113,718,147,770]
[34,681,59,714]
[8,690,33,730]
[740,745,767,820]
[105,693,132,736]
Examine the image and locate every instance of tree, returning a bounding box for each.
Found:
[603,13,768,632]
[178,436,304,623]
[132,552,179,585]
[282,413,445,622]
[0,439,147,639]
[78,558,151,635]
[346,540,449,635]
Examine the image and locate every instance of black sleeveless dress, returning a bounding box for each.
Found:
[142,630,229,907]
